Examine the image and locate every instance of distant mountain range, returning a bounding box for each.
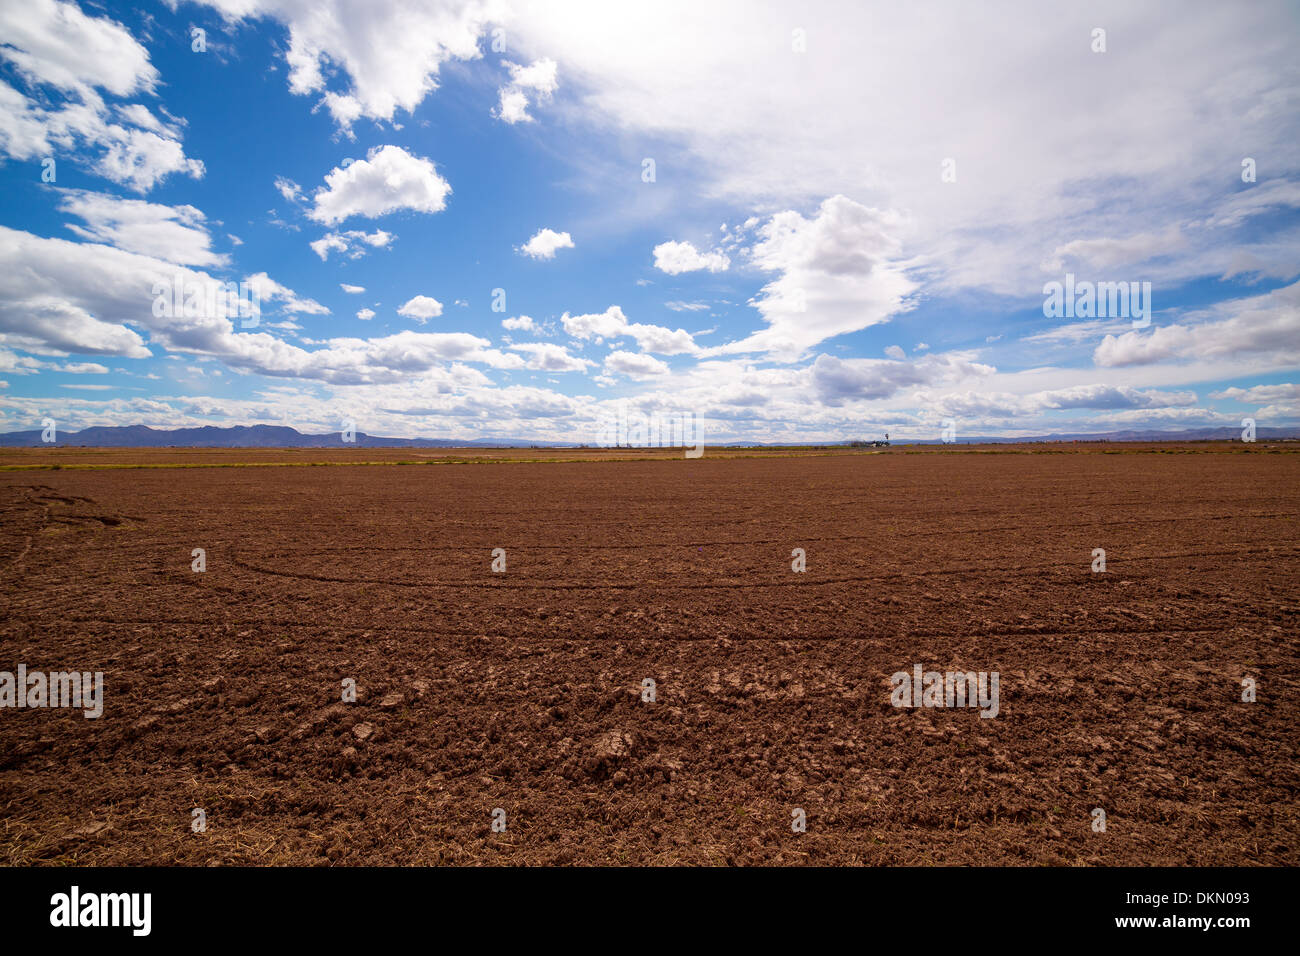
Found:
[904,426,1299,443]
[0,423,1295,448]
[0,424,557,448]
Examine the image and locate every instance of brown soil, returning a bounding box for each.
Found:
[1,445,1296,865]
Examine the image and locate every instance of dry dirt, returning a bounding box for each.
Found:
[1,443,1296,865]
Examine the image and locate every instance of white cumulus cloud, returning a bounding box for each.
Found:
[494,57,558,124]
[308,145,450,225]
[397,295,444,324]
[652,240,730,275]
[520,227,574,260]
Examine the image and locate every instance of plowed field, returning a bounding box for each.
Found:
[1,444,1296,864]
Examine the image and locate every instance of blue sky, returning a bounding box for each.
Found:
[1,0,1298,441]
